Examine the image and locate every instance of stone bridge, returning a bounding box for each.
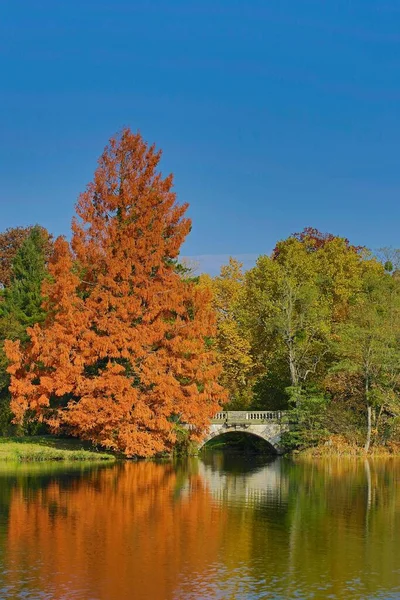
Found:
[198,411,288,454]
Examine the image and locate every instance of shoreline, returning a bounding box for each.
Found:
[0,436,116,462]
[1,435,399,462]
[294,447,400,458]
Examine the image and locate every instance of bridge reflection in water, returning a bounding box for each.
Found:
[198,454,290,507]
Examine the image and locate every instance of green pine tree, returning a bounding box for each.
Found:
[1,225,48,337]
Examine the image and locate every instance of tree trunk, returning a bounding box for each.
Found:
[289,351,298,388]
[364,375,371,453]
[364,405,372,453]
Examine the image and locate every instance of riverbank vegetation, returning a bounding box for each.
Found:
[0,128,399,456]
[0,436,115,462]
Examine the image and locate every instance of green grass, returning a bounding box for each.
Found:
[0,436,116,462]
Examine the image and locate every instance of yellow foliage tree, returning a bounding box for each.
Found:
[202,258,253,408]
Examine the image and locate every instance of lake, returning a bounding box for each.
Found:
[0,453,399,599]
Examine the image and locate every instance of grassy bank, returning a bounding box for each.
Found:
[0,436,116,462]
[297,435,400,458]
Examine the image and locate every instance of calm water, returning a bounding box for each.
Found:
[0,454,399,599]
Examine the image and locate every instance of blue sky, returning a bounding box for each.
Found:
[1,1,399,274]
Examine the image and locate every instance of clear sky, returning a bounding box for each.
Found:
[1,1,399,274]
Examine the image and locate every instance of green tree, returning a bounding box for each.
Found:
[0,226,49,433]
[1,226,48,336]
[0,225,52,287]
[281,387,329,451]
[244,241,330,395]
[330,272,400,452]
[241,229,385,446]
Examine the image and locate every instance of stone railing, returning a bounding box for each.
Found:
[211,411,284,424]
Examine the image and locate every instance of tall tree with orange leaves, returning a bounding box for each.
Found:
[5,129,223,456]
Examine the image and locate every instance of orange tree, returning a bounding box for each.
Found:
[5,129,223,456]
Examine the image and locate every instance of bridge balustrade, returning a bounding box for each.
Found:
[211,411,284,424]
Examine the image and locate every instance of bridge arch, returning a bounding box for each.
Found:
[199,428,279,453]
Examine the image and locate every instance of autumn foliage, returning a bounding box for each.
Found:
[5,129,222,456]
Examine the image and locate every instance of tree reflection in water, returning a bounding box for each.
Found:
[0,457,399,599]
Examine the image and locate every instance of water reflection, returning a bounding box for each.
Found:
[0,456,399,599]
[200,451,289,508]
